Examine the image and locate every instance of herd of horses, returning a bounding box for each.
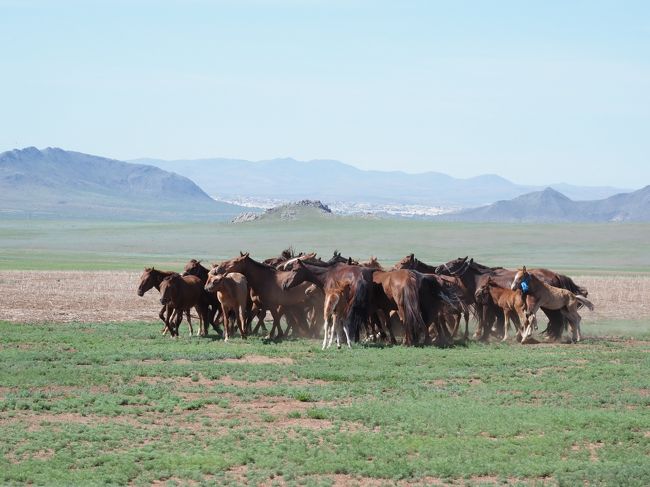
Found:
[137,249,594,348]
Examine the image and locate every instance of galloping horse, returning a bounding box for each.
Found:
[137,267,187,334]
[512,266,594,343]
[159,274,211,337]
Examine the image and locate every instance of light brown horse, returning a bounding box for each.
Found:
[511,266,594,343]
[214,253,314,339]
[475,278,527,342]
[204,272,248,341]
[159,274,210,337]
[371,270,427,346]
[321,283,353,349]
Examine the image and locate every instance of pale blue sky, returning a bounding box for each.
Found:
[1,0,648,187]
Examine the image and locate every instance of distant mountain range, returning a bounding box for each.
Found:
[133,156,630,207]
[2,147,647,223]
[0,147,245,220]
[440,186,650,222]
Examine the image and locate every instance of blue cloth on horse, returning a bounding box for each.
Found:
[520,279,529,294]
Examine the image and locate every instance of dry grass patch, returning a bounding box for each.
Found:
[3,271,648,325]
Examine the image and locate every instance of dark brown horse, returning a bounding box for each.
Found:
[159,274,211,337]
[137,267,187,334]
[214,253,315,339]
[392,254,472,339]
[182,259,222,332]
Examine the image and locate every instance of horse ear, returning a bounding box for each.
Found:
[522,265,527,272]
[409,253,414,259]
[244,252,249,258]
[347,257,353,265]
[240,251,244,256]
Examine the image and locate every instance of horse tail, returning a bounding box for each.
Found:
[557,273,588,297]
[342,277,370,343]
[575,295,594,311]
[402,274,426,343]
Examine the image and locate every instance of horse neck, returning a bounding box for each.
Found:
[151,270,174,290]
[299,263,329,287]
[415,260,437,273]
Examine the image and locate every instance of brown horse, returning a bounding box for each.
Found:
[182,259,222,329]
[282,260,374,343]
[214,253,314,339]
[205,272,248,341]
[321,283,353,349]
[371,270,427,346]
[159,274,211,337]
[475,278,527,342]
[137,267,188,334]
[512,267,594,343]
[392,255,472,339]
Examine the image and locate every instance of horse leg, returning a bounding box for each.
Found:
[566,305,582,343]
[341,315,352,349]
[463,310,470,340]
[184,309,194,337]
[502,310,511,342]
[222,304,231,341]
[237,305,247,339]
[267,308,282,339]
[159,305,170,334]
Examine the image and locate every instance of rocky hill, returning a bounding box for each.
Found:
[232,200,332,223]
[0,147,245,220]
[441,186,650,222]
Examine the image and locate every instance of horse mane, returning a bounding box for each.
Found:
[246,255,281,271]
[468,259,501,274]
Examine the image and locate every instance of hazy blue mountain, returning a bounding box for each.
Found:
[441,186,650,222]
[133,156,629,207]
[0,147,246,220]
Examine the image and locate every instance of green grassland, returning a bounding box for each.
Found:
[2,218,649,485]
[1,218,650,273]
[1,321,649,486]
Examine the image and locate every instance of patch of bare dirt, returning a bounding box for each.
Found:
[221,354,294,365]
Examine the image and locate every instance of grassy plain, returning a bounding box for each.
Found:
[1,218,649,485]
[1,219,649,273]
[1,321,649,486]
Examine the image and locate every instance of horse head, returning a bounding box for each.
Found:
[435,256,468,275]
[511,266,529,291]
[204,272,224,293]
[215,253,249,275]
[282,259,315,290]
[137,267,156,296]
